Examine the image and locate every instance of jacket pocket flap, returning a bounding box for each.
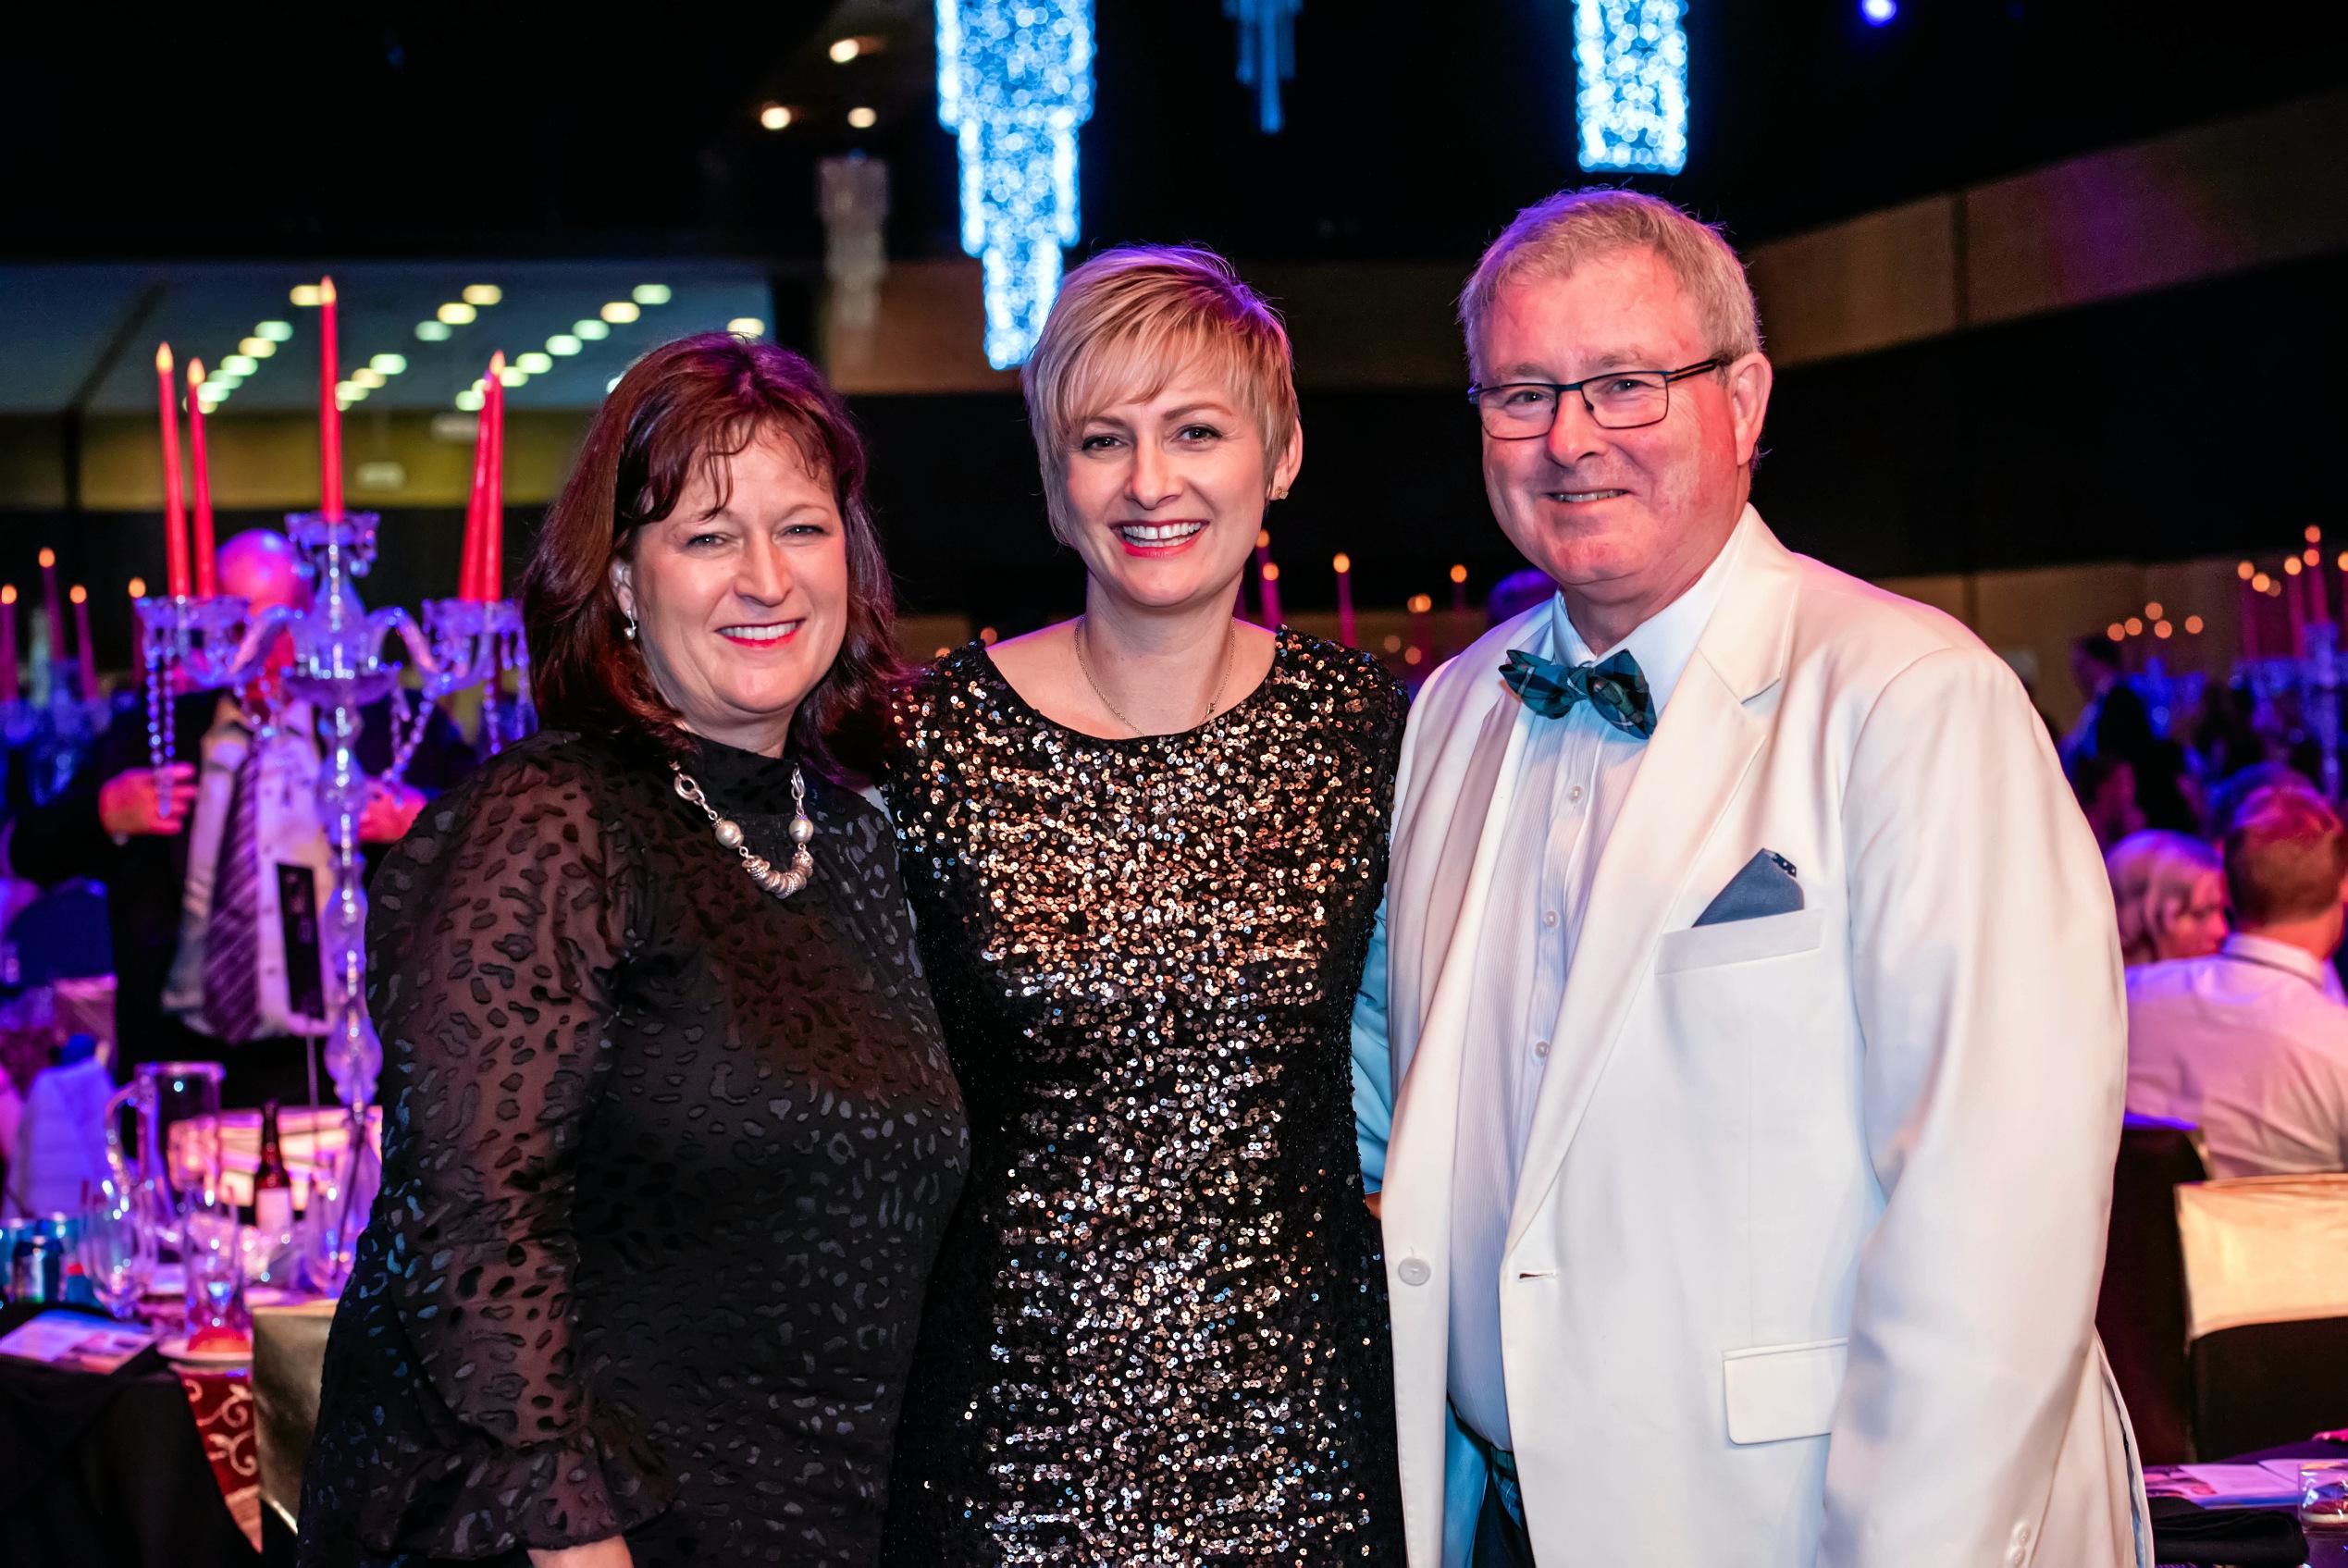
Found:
[1723,1337,1848,1445]
[1658,907,1826,975]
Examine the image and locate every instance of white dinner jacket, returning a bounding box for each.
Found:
[1361,510,2149,1567]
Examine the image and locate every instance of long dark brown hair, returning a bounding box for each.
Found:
[525,332,897,774]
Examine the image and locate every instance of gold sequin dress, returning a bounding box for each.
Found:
[877,628,1408,1565]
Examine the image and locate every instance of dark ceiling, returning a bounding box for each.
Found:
[8,2,2344,268]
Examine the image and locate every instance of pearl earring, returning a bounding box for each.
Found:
[624,611,638,642]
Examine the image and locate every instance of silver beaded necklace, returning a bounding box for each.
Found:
[669,760,816,900]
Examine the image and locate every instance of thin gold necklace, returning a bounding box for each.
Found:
[1072,616,1238,736]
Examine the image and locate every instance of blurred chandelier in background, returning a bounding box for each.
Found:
[1576,0,1689,174]
[936,0,1095,368]
[821,154,891,334]
[1225,0,1303,134]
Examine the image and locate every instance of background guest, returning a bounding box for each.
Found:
[2062,633,2131,767]
[299,332,967,1568]
[2094,686,2206,835]
[7,529,469,1105]
[2125,785,2348,1177]
[2191,681,2274,785]
[2209,759,2319,837]
[2070,749,2146,851]
[2106,829,2229,967]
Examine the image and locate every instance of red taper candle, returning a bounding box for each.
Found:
[1,586,18,705]
[318,277,342,519]
[71,586,95,701]
[39,549,63,666]
[187,359,216,598]
[482,356,506,601]
[460,373,492,600]
[155,344,192,598]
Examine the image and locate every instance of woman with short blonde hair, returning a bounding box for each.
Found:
[877,246,1406,1563]
[2107,828,2228,965]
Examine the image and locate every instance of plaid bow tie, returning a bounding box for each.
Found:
[1500,648,1658,738]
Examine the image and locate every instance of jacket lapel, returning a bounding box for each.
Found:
[1504,513,1796,1252]
[1415,694,1528,1009]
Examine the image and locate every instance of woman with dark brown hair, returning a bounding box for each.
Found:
[298,332,967,1568]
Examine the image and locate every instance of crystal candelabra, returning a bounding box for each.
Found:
[135,512,532,1117]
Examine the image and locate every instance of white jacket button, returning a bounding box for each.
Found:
[1396,1256,1432,1287]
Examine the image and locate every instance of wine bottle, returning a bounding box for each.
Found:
[253,1100,295,1235]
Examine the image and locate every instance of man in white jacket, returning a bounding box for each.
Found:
[1353,187,2147,1567]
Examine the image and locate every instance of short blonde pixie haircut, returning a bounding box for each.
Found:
[1022,245,1299,544]
[1458,188,1761,377]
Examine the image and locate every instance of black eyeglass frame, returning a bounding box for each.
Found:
[1465,358,1726,438]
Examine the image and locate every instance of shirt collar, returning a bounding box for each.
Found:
[2220,931,2329,986]
[1545,507,1751,717]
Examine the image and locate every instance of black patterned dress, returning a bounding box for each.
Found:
[877,629,1407,1565]
[298,731,968,1568]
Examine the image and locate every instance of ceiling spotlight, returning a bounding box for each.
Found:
[601,301,641,324]
[847,105,877,130]
[515,352,553,374]
[438,302,477,325]
[607,376,622,393]
[574,319,612,340]
[462,284,502,306]
[454,389,485,412]
[352,367,387,389]
[632,283,672,306]
[338,382,367,401]
[1860,0,1897,21]
[415,319,453,342]
[547,334,583,355]
[210,373,242,390]
[371,352,407,375]
[499,365,527,387]
[254,320,294,342]
[290,284,323,306]
[829,37,861,63]
[727,317,767,338]
[128,577,148,599]
[240,337,276,358]
[759,103,793,130]
[221,354,258,377]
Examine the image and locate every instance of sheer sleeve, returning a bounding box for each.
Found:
[354,744,674,1556]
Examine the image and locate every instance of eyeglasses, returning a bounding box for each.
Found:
[1466,359,1724,438]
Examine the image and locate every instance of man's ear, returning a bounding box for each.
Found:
[1727,352,1773,468]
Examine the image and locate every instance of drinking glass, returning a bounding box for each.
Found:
[2301,1462,2348,1568]
[296,1110,379,1297]
[77,1184,156,1320]
[181,1198,249,1341]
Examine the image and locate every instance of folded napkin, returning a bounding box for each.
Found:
[2148,1496,2306,1567]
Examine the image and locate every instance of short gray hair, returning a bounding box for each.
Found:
[1459,188,1761,376]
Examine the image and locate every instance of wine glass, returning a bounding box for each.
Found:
[77,1184,157,1321]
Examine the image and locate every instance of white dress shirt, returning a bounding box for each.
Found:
[160,695,337,1041]
[1446,524,1747,1451]
[2125,931,2348,1178]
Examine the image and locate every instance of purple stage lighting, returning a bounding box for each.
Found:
[1860,0,1897,23]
